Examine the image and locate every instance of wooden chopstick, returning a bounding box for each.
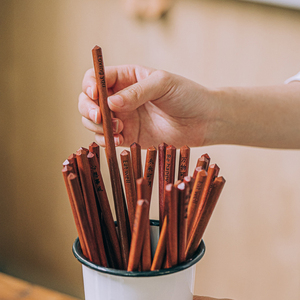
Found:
[87,152,123,269]
[193,154,210,178]
[158,142,168,230]
[120,150,137,233]
[67,172,100,265]
[130,142,143,182]
[62,165,88,258]
[164,145,176,187]
[165,183,178,267]
[127,200,150,271]
[89,142,100,166]
[136,177,152,271]
[151,216,167,271]
[177,181,189,264]
[178,145,190,181]
[92,46,130,268]
[76,148,108,267]
[186,176,225,259]
[143,146,157,202]
[187,168,207,237]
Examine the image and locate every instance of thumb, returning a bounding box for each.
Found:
[107,70,172,112]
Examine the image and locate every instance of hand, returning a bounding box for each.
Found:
[78,65,216,148]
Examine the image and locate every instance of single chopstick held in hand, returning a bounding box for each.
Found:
[92,46,130,268]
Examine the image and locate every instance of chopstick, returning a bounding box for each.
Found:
[178,145,190,181]
[120,150,137,233]
[143,146,157,202]
[62,165,88,258]
[158,142,168,230]
[151,216,167,271]
[87,152,123,269]
[135,177,152,271]
[186,176,226,259]
[67,172,101,265]
[127,200,150,271]
[193,154,210,178]
[89,141,100,166]
[164,145,176,187]
[76,148,108,267]
[165,183,178,267]
[177,181,189,264]
[130,142,143,182]
[187,168,207,236]
[92,46,130,268]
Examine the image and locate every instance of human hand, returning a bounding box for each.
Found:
[78,65,217,148]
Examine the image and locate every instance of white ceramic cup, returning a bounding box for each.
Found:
[73,220,205,300]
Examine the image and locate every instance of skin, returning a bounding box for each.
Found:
[79,65,300,150]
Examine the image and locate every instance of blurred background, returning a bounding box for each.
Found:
[1,0,300,299]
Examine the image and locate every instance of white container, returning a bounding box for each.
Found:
[72,220,205,300]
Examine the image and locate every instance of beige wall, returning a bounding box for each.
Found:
[1,0,300,299]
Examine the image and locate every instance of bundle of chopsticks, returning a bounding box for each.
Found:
[62,141,225,271]
[62,46,225,272]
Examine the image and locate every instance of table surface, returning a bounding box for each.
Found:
[0,272,80,300]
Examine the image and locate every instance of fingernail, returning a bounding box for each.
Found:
[87,87,93,99]
[108,95,124,107]
[112,119,119,133]
[89,109,98,124]
[114,136,120,146]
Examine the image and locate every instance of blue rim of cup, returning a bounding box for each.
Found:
[72,219,205,277]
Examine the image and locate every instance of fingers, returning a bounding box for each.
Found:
[95,133,124,148]
[82,68,98,100]
[81,116,123,135]
[108,69,173,113]
[78,92,101,124]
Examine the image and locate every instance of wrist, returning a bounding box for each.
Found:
[201,87,230,146]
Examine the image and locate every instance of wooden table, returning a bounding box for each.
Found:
[0,272,80,300]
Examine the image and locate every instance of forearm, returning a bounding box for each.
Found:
[207,82,300,149]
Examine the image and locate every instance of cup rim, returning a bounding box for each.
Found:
[72,219,205,277]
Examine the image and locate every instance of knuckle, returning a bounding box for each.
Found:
[154,69,171,84]
[126,83,144,104]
